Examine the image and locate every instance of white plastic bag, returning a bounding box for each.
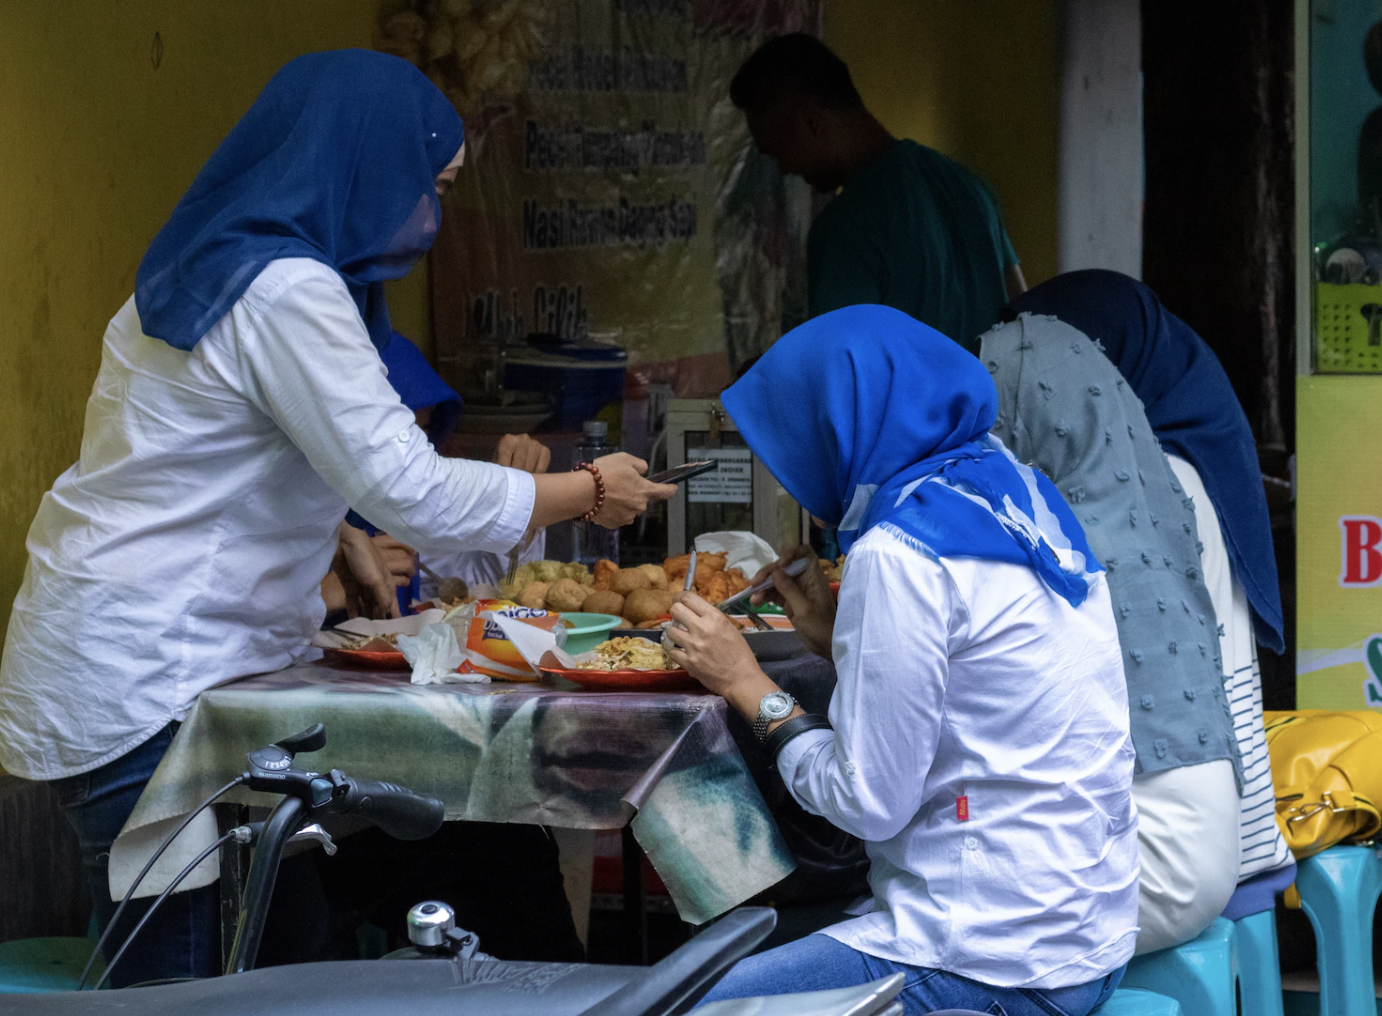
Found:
[693,531,779,578]
[396,622,488,685]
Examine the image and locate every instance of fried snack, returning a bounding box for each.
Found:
[516,581,550,609]
[582,590,625,616]
[610,568,652,596]
[546,578,592,613]
[437,577,469,602]
[636,618,672,630]
[818,555,846,582]
[341,634,399,652]
[665,552,727,585]
[663,553,690,583]
[625,588,674,624]
[592,558,619,591]
[636,563,668,589]
[577,636,669,671]
[505,560,591,597]
[697,567,750,603]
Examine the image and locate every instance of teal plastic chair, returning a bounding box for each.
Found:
[1290,844,1382,1016]
[1096,988,1185,1016]
[1121,918,1239,1016]
[1234,907,1285,1016]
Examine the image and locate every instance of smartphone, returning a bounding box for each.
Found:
[648,460,718,485]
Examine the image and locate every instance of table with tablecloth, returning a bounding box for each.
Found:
[109,659,807,930]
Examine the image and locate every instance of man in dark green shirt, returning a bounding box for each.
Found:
[731,34,1025,353]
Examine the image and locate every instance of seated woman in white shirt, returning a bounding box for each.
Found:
[0,51,671,985]
[666,305,1139,1016]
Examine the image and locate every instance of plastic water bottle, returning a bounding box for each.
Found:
[573,420,617,566]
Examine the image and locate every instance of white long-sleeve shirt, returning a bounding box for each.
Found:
[0,259,534,779]
[778,525,1140,988]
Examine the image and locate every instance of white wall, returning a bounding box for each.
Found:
[1057,0,1143,278]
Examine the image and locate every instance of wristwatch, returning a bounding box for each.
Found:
[752,690,797,742]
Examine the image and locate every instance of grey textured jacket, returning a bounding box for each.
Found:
[982,313,1241,783]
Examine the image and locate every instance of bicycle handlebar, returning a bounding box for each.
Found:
[334,777,445,841]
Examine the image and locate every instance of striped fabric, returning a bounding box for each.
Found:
[1166,455,1292,880]
[1231,648,1293,877]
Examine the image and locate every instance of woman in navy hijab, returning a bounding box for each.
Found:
[0,50,668,984]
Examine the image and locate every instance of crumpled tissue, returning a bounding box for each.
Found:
[396,623,488,685]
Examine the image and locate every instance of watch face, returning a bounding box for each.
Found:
[761,691,794,721]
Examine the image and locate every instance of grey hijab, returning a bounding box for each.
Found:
[982,313,1241,784]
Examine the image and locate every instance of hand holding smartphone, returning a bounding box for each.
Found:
[647,460,718,485]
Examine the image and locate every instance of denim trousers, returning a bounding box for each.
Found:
[697,933,1125,1016]
[50,723,221,987]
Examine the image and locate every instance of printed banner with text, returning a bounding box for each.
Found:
[1296,375,1382,708]
[384,0,821,401]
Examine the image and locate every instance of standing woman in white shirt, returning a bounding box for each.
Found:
[0,50,670,984]
[666,306,1139,1016]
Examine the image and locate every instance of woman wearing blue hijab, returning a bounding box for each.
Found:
[669,306,1138,1016]
[0,50,668,984]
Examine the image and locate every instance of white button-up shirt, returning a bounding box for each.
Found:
[0,259,533,779]
[778,525,1140,988]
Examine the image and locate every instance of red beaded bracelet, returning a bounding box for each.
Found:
[574,462,605,522]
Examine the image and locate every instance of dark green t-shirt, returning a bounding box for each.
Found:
[807,140,1018,353]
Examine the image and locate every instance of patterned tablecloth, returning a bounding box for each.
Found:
[110,661,796,925]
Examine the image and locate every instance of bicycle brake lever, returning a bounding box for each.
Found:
[274,723,326,756]
[289,822,337,856]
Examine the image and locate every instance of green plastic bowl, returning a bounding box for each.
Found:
[558,613,622,655]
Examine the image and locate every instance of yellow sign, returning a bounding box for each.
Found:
[415,0,820,397]
[1297,375,1382,708]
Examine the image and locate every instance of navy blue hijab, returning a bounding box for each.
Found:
[136,49,463,352]
[1007,269,1285,652]
[723,306,1101,607]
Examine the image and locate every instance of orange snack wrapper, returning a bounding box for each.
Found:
[446,598,565,681]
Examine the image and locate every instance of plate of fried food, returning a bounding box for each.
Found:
[501,554,753,628]
[537,636,700,692]
[317,631,413,671]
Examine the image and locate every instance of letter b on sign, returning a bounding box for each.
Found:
[1341,516,1382,586]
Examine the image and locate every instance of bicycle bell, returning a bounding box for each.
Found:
[407,901,455,949]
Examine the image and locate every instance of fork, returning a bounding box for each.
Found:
[504,530,537,587]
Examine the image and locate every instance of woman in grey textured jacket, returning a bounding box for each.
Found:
[982,311,1240,953]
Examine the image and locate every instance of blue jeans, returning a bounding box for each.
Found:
[697,933,1125,1016]
[50,723,220,986]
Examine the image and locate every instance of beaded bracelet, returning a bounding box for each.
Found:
[573,461,605,522]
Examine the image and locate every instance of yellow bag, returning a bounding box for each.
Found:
[1264,710,1382,859]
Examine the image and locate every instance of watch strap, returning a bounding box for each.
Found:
[765,713,833,765]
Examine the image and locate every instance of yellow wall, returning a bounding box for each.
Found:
[0,0,429,635]
[0,1,1056,639]
[827,0,1059,285]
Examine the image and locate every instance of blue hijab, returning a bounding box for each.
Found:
[1007,270,1285,652]
[136,49,463,352]
[380,331,464,446]
[722,305,1101,607]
